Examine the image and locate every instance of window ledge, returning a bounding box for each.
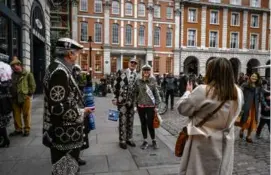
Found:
[188,21,198,23]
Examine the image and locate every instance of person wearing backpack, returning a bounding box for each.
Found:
[9,56,36,137]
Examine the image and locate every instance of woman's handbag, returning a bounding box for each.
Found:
[108,109,120,121]
[175,101,226,157]
[234,111,243,127]
[153,111,160,128]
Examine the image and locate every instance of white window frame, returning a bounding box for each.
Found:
[125,2,133,16]
[154,5,161,18]
[230,0,241,5]
[125,25,133,45]
[209,0,221,3]
[112,1,120,15]
[94,55,102,73]
[209,30,219,48]
[154,27,160,47]
[250,0,261,7]
[138,3,145,17]
[94,0,103,13]
[210,10,219,25]
[251,14,260,28]
[230,32,239,49]
[166,28,173,47]
[80,22,88,42]
[188,8,197,23]
[138,25,145,46]
[80,0,88,12]
[187,28,197,47]
[249,33,259,50]
[231,12,240,26]
[94,23,102,43]
[112,23,119,44]
[166,7,173,19]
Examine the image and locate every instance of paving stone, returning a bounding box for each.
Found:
[0,160,17,175]
[79,155,108,174]
[8,136,35,147]
[28,136,43,146]
[82,143,130,156]
[107,151,138,172]
[95,170,149,175]
[97,133,119,144]
[147,165,180,175]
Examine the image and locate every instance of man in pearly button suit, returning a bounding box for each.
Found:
[112,58,138,149]
[42,38,92,174]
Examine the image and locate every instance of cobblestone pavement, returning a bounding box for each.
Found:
[161,102,270,175]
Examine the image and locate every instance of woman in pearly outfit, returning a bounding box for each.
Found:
[177,58,243,175]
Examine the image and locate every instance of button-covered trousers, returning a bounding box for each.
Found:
[118,104,135,143]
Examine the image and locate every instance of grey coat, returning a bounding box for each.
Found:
[240,83,261,124]
[177,85,243,175]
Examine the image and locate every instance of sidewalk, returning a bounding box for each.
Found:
[0,95,181,175]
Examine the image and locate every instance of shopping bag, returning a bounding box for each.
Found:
[89,113,96,130]
[108,109,119,121]
[153,111,160,128]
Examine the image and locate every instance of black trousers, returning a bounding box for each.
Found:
[137,107,155,140]
[118,104,135,142]
[0,127,8,146]
[166,89,174,108]
[50,148,80,164]
[256,118,270,135]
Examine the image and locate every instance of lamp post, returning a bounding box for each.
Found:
[88,36,93,78]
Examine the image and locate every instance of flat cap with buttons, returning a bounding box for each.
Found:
[56,38,83,50]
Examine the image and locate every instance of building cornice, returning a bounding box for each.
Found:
[181,1,270,12]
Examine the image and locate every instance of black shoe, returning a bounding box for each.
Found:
[78,158,86,166]
[0,139,10,148]
[152,140,159,149]
[140,141,148,150]
[9,131,23,137]
[126,140,136,147]
[119,142,127,149]
[23,132,30,137]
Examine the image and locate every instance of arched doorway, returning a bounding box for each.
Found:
[30,0,46,94]
[184,56,199,75]
[246,59,260,76]
[206,57,216,70]
[230,58,241,83]
[266,60,270,78]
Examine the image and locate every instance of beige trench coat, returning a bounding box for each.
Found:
[176,85,243,175]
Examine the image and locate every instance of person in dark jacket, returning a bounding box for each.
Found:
[163,73,177,110]
[239,72,262,143]
[256,80,270,137]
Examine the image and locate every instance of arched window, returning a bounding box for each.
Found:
[125,2,133,16]
[112,1,120,14]
[138,3,145,17]
[112,23,119,44]
[154,27,160,46]
[138,26,145,45]
[125,25,132,45]
[166,28,173,47]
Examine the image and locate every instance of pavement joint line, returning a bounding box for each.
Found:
[138,164,180,170]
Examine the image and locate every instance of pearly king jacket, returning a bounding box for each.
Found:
[42,58,85,151]
[113,69,137,106]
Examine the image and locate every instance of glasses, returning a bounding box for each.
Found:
[130,61,137,65]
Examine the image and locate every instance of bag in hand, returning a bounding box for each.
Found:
[153,111,160,128]
[234,111,243,127]
[175,127,188,157]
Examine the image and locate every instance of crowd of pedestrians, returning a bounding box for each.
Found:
[0,37,270,175]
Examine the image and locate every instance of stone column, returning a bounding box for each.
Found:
[174,2,181,76]
[103,2,111,74]
[71,2,78,41]
[134,22,137,47]
[120,54,123,69]
[121,21,124,47]
[222,8,228,49]
[121,0,124,17]
[147,1,154,64]
[180,5,184,47]
[242,10,248,50]
[134,0,138,18]
[201,6,207,48]
[261,12,267,51]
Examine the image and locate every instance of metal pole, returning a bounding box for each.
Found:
[88,36,92,78]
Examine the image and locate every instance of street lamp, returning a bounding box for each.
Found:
[88,36,93,78]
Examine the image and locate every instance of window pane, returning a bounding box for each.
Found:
[11,0,19,15]
[0,15,8,56]
[251,15,259,27]
[166,7,173,19]
[154,5,160,18]
[211,11,218,24]
[125,25,132,45]
[209,31,217,48]
[112,1,120,14]
[138,26,145,45]
[154,27,160,46]
[94,0,102,13]
[80,0,88,11]
[138,4,145,16]
[230,33,238,48]
[154,58,160,73]
[189,9,196,22]
[231,13,239,25]
[81,22,88,41]
[188,30,196,46]
[125,3,133,16]
[166,58,172,73]
[94,23,102,43]
[112,24,119,44]
[13,23,19,56]
[166,28,172,47]
[95,55,102,72]
[250,34,258,49]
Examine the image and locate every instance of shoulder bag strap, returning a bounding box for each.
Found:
[195,101,227,127]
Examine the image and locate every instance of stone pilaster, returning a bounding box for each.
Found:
[175,3,180,50]
[242,10,248,50]
[134,0,138,18]
[174,51,180,75]
[103,47,111,74]
[261,12,267,51]
[222,8,228,49]
[121,0,124,17]
[134,22,137,47]
[71,3,78,41]
[121,21,124,47]
[180,5,184,47]
[147,0,154,64]
[201,6,207,48]
[104,2,110,45]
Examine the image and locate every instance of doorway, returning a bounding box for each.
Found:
[32,36,45,94]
